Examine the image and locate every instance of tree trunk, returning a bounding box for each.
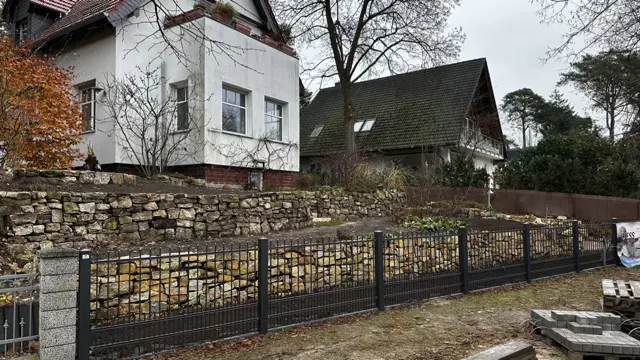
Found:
[609,109,615,140]
[521,118,527,148]
[342,84,356,153]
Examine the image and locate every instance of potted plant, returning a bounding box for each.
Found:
[211,2,236,25]
[261,34,278,47]
[235,22,251,35]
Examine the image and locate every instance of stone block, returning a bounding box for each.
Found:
[39,326,75,347]
[39,343,76,360]
[40,257,78,276]
[40,308,77,330]
[39,247,78,259]
[463,340,535,360]
[41,274,77,293]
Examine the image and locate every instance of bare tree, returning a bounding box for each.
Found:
[100,64,209,177]
[533,0,640,58]
[273,0,464,153]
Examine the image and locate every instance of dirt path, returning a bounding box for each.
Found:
[150,267,634,360]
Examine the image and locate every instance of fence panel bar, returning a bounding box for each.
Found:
[258,238,269,334]
[572,220,580,273]
[77,249,92,360]
[611,218,619,266]
[458,227,469,294]
[374,231,385,311]
[523,223,531,283]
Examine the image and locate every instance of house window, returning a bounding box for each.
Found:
[265,100,283,140]
[175,84,189,131]
[360,118,375,132]
[222,87,246,134]
[16,20,28,43]
[79,84,96,132]
[310,124,323,137]
[354,118,375,132]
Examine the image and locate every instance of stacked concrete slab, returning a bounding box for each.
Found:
[463,341,537,360]
[531,310,640,359]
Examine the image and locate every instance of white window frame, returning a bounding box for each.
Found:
[174,83,189,131]
[79,84,96,133]
[354,118,375,133]
[360,118,375,132]
[264,99,283,141]
[310,124,323,137]
[222,86,247,135]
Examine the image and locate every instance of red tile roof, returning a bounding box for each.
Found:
[33,0,121,44]
[31,0,76,13]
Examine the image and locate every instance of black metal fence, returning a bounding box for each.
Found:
[0,268,39,356]
[77,221,618,359]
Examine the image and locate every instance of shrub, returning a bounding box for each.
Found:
[313,153,408,192]
[403,216,466,232]
[212,2,237,18]
[296,172,321,190]
[435,156,489,188]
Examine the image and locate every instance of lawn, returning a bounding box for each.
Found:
[151,267,639,360]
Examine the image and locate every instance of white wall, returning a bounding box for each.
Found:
[473,154,496,188]
[53,0,299,171]
[203,17,300,172]
[54,30,116,166]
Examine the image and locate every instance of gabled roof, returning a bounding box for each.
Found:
[31,0,283,46]
[31,0,75,13]
[300,58,490,157]
[32,0,121,45]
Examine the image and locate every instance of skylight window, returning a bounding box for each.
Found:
[310,124,324,137]
[360,119,376,132]
[354,118,376,132]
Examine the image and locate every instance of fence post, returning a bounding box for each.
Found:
[77,249,92,360]
[523,223,531,283]
[572,220,580,273]
[611,218,619,266]
[458,227,469,294]
[258,238,269,334]
[38,248,80,360]
[374,231,386,311]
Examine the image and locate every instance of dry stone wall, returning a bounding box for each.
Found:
[0,190,403,260]
[89,229,577,323]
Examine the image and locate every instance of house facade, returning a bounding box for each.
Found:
[2,0,300,189]
[300,58,506,187]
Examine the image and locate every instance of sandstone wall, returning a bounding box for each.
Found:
[0,190,403,260]
[89,229,579,323]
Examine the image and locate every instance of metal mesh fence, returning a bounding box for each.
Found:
[80,221,616,359]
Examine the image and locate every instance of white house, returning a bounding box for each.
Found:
[2,0,300,189]
[300,58,506,188]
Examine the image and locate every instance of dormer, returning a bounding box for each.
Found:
[2,0,73,44]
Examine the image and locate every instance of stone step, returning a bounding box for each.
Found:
[463,341,537,360]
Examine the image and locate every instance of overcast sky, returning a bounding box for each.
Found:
[303,0,600,147]
[448,0,595,144]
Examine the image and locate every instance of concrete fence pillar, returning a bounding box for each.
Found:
[38,248,79,360]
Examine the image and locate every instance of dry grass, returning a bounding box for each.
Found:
[151,267,638,360]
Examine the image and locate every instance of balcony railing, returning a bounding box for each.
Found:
[460,127,504,158]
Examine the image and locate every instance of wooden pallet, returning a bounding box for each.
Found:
[603,280,640,314]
